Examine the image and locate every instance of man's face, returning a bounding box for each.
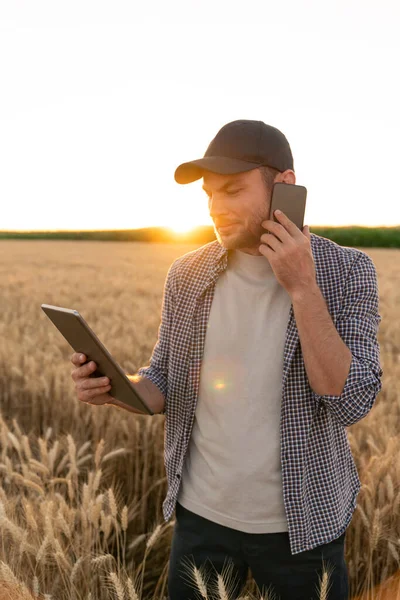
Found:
[203,168,276,255]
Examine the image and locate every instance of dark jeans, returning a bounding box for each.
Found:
[168,502,349,600]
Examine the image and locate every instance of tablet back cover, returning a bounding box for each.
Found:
[41,304,153,415]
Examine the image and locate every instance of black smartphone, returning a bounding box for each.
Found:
[269,183,307,230]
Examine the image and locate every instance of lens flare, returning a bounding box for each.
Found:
[214,379,226,390]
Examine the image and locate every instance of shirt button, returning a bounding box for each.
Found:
[176,473,181,479]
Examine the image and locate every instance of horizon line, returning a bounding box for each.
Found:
[1,224,399,233]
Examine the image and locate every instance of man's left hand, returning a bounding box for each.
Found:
[260,210,317,298]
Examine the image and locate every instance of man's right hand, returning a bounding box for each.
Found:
[71,353,113,406]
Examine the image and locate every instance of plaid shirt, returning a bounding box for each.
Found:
[137,233,383,555]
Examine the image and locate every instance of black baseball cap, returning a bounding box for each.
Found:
[174,119,294,184]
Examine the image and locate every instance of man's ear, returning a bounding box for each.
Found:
[283,169,296,185]
[275,169,296,185]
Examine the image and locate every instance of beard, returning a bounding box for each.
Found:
[214,213,268,250]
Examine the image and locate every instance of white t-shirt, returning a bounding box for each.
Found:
[177,248,292,533]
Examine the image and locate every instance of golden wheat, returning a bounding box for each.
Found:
[126,576,140,600]
[121,505,129,532]
[109,571,125,600]
[194,565,209,599]
[0,240,399,599]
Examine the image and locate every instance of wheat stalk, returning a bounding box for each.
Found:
[67,434,77,478]
[194,566,209,599]
[318,571,329,600]
[95,439,105,469]
[101,511,112,540]
[29,457,50,475]
[371,507,381,553]
[102,448,128,464]
[56,509,71,539]
[89,502,102,528]
[33,575,40,596]
[92,468,102,493]
[12,417,23,438]
[317,560,335,600]
[91,554,115,567]
[146,524,162,551]
[36,536,50,563]
[121,506,128,532]
[108,488,118,519]
[77,440,91,458]
[388,540,399,563]
[83,483,92,514]
[126,577,140,600]
[23,502,38,532]
[385,473,395,502]
[0,503,26,544]
[356,504,370,531]
[0,561,33,599]
[0,561,20,587]
[180,558,209,599]
[217,573,229,600]
[22,477,45,496]
[109,571,125,600]
[7,431,22,454]
[70,556,84,587]
[38,437,49,468]
[44,513,55,544]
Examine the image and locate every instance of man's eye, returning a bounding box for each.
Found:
[205,189,241,198]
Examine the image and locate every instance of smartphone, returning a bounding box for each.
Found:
[269,183,307,230]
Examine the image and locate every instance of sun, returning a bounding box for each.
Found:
[162,196,210,234]
[169,223,195,234]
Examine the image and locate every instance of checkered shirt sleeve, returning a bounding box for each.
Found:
[311,252,383,426]
[136,265,176,415]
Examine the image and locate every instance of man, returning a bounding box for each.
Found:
[71,120,383,600]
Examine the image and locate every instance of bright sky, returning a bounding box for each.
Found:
[1,0,399,232]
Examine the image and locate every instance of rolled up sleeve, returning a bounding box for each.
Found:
[312,253,383,427]
[137,264,176,415]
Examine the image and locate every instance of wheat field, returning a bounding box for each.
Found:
[0,239,399,600]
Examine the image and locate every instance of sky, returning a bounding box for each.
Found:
[1,0,399,232]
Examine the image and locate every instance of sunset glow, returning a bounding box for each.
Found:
[168,224,196,234]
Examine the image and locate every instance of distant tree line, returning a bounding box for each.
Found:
[0,226,399,248]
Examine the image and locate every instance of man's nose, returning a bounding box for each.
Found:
[208,194,226,216]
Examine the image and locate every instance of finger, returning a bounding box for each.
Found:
[71,352,86,366]
[84,393,112,406]
[260,232,280,251]
[71,361,97,381]
[79,376,110,390]
[259,242,273,258]
[261,219,291,243]
[273,210,302,237]
[71,352,87,367]
[78,385,112,403]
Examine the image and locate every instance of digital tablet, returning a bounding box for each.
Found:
[41,304,154,415]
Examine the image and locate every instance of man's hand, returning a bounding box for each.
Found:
[260,210,317,298]
[71,353,113,405]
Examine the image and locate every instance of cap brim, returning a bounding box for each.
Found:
[174,157,262,184]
